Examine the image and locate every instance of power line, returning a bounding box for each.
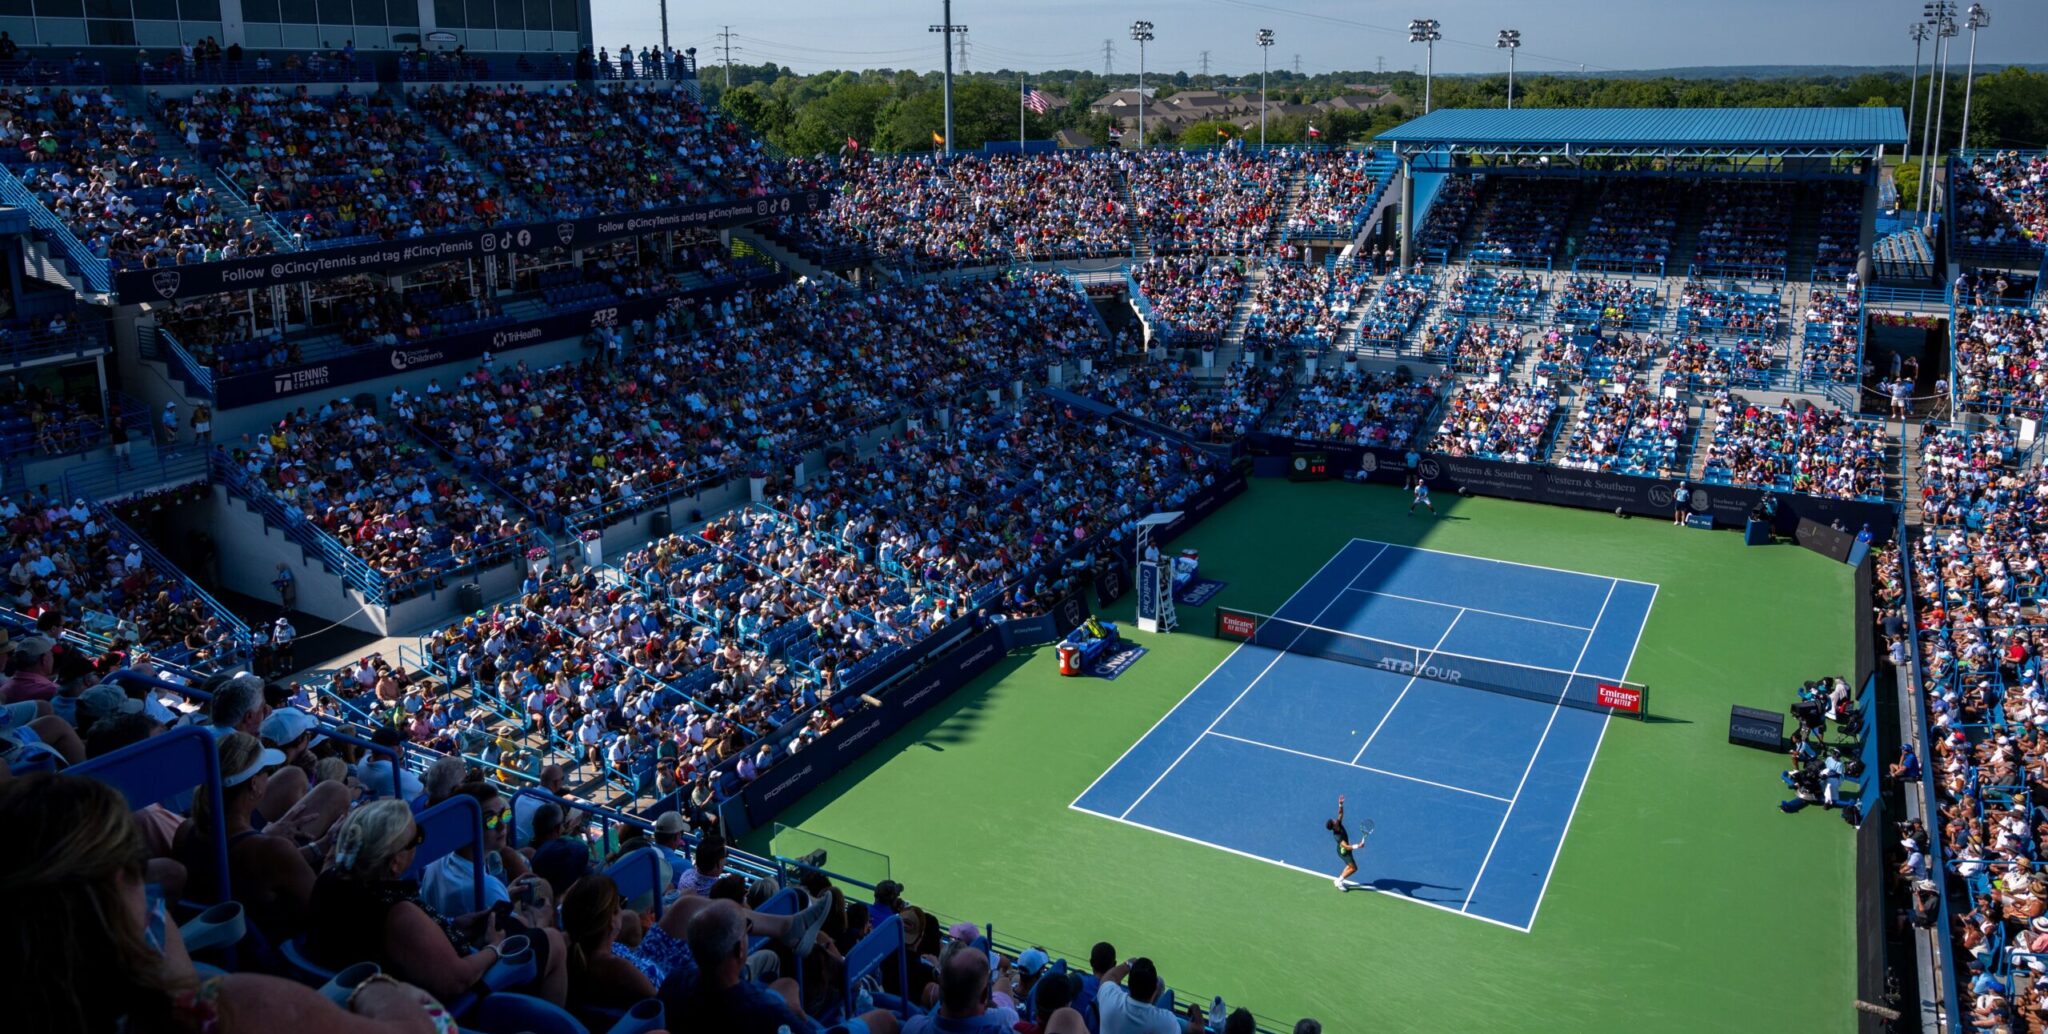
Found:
[1102,38,1115,75]
[1199,50,1211,75]
[956,27,970,72]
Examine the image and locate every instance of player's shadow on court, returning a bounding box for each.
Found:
[1367,877,1465,905]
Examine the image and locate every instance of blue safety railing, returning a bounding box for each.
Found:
[0,162,111,294]
[93,500,251,659]
[0,319,110,368]
[1899,530,1962,1031]
[208,446,391,605]
[141,324,217,400]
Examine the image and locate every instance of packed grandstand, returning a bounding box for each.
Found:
[1,24,2043,1034]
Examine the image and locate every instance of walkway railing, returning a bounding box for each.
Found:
[209,446,391,606]
[141,324,216,400]
[0,162,111,294]
[1899,534,1962,1031]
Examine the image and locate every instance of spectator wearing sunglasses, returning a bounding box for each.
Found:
[420,781,529,917]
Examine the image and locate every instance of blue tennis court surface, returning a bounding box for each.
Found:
[1072,538,1657,931]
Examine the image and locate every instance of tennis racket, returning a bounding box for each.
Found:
[1358,819,1375,836]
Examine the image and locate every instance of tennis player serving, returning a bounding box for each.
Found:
[1328,794,1373,891]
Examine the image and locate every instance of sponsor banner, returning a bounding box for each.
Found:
[1175,577,1228,607]
[1095,558,1129,608]
[1136,561,1160,624]
[1087,641,1148,681]
[1217,609,1257,640]
[1240,433,1897,544]
[213,276,760,408]
[1596,683,1645,714]
[738,625,1008,825]
[117,191,821,301]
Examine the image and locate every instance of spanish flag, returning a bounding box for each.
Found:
[932,131,945,146]
[1216,127,1231,138]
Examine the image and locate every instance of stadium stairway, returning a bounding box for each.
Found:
[1447,183,1502,267]
[125,89,295,255]
[1665,199,1707,280]
[21,234,92,298]
[731,227,831,284]
[1123,178,1152,263]
[1207,264,1267,383]
[1786,199,1823,283]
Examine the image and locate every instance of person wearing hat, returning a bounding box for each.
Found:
[2,634,60,704]
[171,731,323,944]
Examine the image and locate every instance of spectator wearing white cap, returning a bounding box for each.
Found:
[172,731,326,943]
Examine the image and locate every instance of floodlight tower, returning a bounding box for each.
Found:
[1131,20,1155,147]
[1408,19,1442,114]
[1257,28,1274,148]
[930,1,968,155]
[1904,21,1929,183]
[1915,0,1956,220]
[1496,29,1521,109]
[1959,4,1989,153]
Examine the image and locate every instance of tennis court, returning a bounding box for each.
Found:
[1071,537,1657,931]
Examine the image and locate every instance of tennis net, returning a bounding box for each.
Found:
[1215,606,1649,718]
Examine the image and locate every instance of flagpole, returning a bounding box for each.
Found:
[1020,75,1026,150]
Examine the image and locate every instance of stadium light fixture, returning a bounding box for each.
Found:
[1408,18,1442,114]
[1914,0,1955,220]
[1257,29,1275,148]
[1923,5,1959,227]
[1959,4,1988,153]
[1131,20,1155,148]
[1904,22,1929,189]
[930,1,968,156]
[1496,29,1521,110]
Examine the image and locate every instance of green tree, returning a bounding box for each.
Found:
[776,80,893,156]
[1179,119,1240,147]
[876,80,1050,151]
[720,85,790,141]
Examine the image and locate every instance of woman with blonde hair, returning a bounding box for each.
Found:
[304,798,569,1005]
[172,731,329,943]
[3,772,445,1034]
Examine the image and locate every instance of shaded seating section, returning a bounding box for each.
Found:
[0,86,273,268]
[1262,368,1444,449]
[1914,422,2016,528]
[1954,306,2048,416]
[1693,181,1790,280]
[1434,380,1559,465]
[0,494,247,670]
[1554,382,1690,478]
[1701,393,1893,500]
[220,400,534,600]
[1086,360,1286,443]
[1576,179,1680,275]
[1132,256,1244,343]
[1801,288,1863,386]
[154,86,511,245]
[1414,174,1479,261]
[1811,183,1862,281]
[1465,177,1572,266]
[1661,334,1781,392]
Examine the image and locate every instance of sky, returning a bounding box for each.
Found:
[590,0,2042,79]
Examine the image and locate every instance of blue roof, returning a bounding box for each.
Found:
[1378,108,1907,148]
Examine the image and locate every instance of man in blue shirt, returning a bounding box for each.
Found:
[659,900,900,1034]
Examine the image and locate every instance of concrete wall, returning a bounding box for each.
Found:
[169,486,388,635]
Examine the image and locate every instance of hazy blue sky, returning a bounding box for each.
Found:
[590,0,2042,78]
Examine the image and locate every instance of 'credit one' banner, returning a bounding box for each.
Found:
[117,191,822,302]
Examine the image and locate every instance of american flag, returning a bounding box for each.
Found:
[1024,88,1054,114]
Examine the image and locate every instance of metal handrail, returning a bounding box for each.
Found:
[0,162,111,293]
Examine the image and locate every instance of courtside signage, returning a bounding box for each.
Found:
[1596,683,1644,714]
[1218,611,1257,640]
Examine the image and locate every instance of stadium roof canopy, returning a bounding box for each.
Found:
[1377,108,1907,161]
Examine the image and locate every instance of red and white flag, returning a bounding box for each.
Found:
[1307,124,1322,139]
[1024,88,1054,114]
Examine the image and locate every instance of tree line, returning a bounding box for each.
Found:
[707,62,2048,162]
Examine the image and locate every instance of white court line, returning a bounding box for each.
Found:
[1067,802,1533,933]
[1350,612,1465,765]
[1209,731,1513,803]
[1110,542,1390,819]
[1068,539,1375,810]
[1346,537,1661,590]
[1461,578,1619,913]
[1342,587,1594,631]
[1524,581,1659,932]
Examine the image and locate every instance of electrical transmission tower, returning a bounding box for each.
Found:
[1293,53,1302,74]
[956,28,970,72]
[716,25,740,89]
[1199,50,1210,75]
[1102,39,1115,75]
